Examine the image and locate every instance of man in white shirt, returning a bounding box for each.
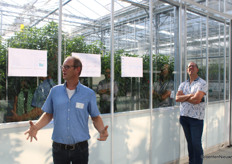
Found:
[176,62,207,164]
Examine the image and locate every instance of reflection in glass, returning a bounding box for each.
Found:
[153,64,174,108]
[97,68,118,113]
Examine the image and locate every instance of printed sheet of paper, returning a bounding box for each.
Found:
[8,48,47,77]
[121,56,143,77]
[72,53,101,77]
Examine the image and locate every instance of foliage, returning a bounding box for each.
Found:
[65,37,104,57]
[100,50,174,96]
[0,37,7,99]
[5,22,60,99]
[0,21,175,101]
[1,22,104,95]
[198,63,225,81]
[0,100,8,112]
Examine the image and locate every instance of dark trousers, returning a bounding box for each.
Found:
[180,116,204,164]
[52,141,89,164]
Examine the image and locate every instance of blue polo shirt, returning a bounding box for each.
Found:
[42,82,100,144]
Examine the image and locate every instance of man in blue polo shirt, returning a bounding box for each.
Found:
[24,56,108,164]
[176,61,207,164]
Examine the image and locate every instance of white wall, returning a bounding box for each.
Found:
[0,102,229,164]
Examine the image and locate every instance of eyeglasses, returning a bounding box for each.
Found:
[60,65,76,70]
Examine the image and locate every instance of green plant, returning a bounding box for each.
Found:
[2,21,103,97]
[0,21,175,108]
[0,100,8,113]
[0,37,7,99]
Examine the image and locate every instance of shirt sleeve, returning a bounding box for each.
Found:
[166,81,174,91]
[41,87,54,114]
[199,81,208,94]
[88,92,100,117]
[178,82,184,91]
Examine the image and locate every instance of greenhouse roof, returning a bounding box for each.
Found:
[1,0,148,39]
[1,0,232,41]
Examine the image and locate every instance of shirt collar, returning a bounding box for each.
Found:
[187,76,200,82]
[63,81,81,92]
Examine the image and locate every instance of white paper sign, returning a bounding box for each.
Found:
[72,53,101,77]
[121,56,143,77]
[8,48,47,77]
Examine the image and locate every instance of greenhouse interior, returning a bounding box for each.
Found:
[0,0,232,163]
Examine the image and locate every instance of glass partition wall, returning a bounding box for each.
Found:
[0,0,230,118]
[0,0,231,163]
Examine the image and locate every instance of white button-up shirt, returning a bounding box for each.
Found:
[178,77,207,120]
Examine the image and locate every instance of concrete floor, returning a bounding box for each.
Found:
[203,146,232,164]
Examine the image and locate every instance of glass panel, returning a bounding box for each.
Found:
[1,0,117,122]
[208,19,225,102]
[225,0,232,14]
[2,22,59,123]
[113,1,150,163]
[207,0,224,12]
[112,6,150,112]
[153,10,175,108]
[186,11,207,80]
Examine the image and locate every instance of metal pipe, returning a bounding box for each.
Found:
[31,0,72,27]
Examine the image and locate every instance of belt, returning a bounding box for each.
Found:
[53,141,87,150]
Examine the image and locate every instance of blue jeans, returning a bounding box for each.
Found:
[52,141,89,164]
[180,116,204,164]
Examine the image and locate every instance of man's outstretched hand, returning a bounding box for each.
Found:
[98,125,109,141]
[24,120,38,142]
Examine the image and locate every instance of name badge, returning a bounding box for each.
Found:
[76,102,84,109]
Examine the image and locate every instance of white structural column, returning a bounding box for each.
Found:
[110,0,115,164]
[58,0,62,84]
[229,19,232,146]
[149,0,153,164]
